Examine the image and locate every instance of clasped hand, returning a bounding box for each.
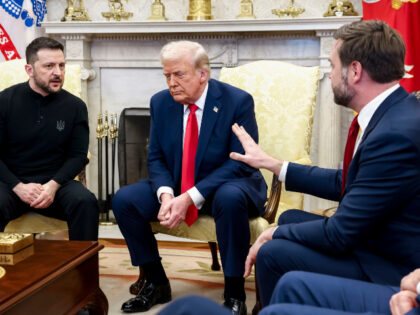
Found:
[158,193,193,229]
[12,180,60,209]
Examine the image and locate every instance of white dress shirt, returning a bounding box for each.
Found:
[279,84,400,183]
[157,83,208,208]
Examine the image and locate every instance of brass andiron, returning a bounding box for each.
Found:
[237,0,256,19]
[61,0,91,21]
[96,114,104,211]
[272,0,305,18]
[97,111,117,225]
[323,1,358,17]
[187,0,214,20]
[110,114,118,212]
[147,0,168,21]
[102,0,133,21]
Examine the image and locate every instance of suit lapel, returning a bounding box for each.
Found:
[168,97,184,183]
[195,79,223,176]
[343,87,408,197]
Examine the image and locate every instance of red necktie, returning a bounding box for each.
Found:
[341,115,359,195]
[182,104,199,226]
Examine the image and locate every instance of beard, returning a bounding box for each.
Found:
[33,72,63,95]
[332,71,355,107]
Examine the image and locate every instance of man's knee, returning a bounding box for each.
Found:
[278,209,302,225]
[58,182,98,216]
[212,184,248,217]
[112,185,131,215]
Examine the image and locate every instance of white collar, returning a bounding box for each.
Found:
[184,83,208,112]
[357,84,400,132]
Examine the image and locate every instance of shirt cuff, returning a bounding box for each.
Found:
[157,186,174,203]
[278,161,289,182]
[187,186,205,209]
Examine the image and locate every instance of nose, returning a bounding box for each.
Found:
[52,64,62,76]
[168,75,177,87]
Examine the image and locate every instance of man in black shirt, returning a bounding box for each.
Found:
[0,37,98,241]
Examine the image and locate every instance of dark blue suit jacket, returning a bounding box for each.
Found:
[274,87,420,286]
[146,79,267,214]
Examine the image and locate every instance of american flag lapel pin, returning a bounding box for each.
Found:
[213,106,219,113]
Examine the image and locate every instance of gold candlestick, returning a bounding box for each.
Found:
[147,0,168,21]
[61,0,90,22]
[323,1,358,17]
[187,0,214,21]
[237,0,256,19]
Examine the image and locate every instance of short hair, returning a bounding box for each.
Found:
[160,41,211,78]
[334,20,405,83]
[25,37,64,65]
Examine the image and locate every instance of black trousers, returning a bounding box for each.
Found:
[0,180,99,241]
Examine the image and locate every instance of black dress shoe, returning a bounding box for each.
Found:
[223,298,247,315]
[121,281,172,313]
[129,272,145,295]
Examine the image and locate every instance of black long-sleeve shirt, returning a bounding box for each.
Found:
[0,82,89,188]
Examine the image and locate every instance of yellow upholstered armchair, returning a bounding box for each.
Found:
[0,58,84,235]
[150,61,320,270]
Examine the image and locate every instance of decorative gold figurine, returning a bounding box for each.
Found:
[147,0,168,21]
[187,0,214,20]
[323,0,358,17]
[61,0,91,22]
[237,0,256,19]
[272,0,305,18]
[102,0,133,21]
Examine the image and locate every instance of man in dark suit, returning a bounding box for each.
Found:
[112,40,267,314]
[230,20,420,306]
[156,269,420,315]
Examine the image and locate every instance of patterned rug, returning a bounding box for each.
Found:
[99,243,256,315]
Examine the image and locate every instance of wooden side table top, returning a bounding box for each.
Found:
[0,240,104,313]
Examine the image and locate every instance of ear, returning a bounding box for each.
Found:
[24,64,34,78]
[348,61,363,84]
[199,69,208,83]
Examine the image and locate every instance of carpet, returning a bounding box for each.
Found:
[99,242,256,315]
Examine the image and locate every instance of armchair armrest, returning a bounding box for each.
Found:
[263,174,282,224]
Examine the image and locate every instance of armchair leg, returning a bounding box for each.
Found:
[208,241,221,271]
[129,266,146,295]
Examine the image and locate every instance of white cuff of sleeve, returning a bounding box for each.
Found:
[278,161,289,183]
[187,186,205,209]
[416,281,420,294]
[157,186,174,203]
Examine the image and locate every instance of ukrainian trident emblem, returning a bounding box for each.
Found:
[57,120,65,132]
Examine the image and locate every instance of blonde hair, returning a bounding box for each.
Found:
[160,41,211,78]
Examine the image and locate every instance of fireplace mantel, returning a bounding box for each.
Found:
[43,17,360,36]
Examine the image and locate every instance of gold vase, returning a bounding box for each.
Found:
[187,0,213,20]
